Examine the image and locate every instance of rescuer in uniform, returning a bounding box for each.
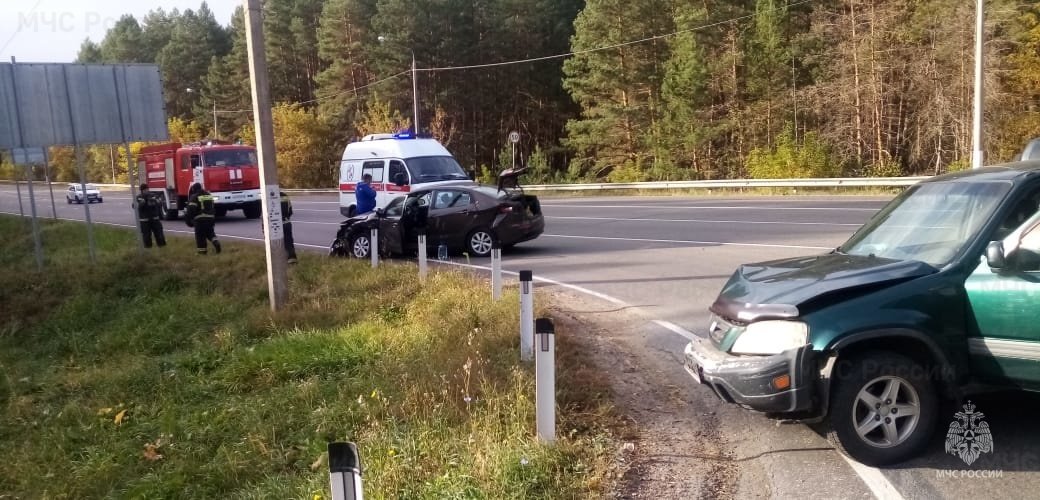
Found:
[185,183,221,254]
[134,183,166,248]
[280,191,298,264]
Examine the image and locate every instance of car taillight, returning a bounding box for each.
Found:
[498,204,514,214]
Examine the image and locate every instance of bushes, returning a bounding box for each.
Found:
[747,125,842,179]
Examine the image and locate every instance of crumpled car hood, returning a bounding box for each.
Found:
[711,253,937,321]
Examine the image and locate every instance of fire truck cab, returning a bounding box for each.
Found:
[139,140,263,219]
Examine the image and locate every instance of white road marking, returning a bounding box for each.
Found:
[549,216,860,227]
[652,320,698,341]
[292,220,340,225]
[429,260,630,306]
[291,208,340,212]
[541,204,881,211]
[543,233,832,250]
[839,455,906,500]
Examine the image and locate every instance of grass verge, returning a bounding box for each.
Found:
[0,216,619,499]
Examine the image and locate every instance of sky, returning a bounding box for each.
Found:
[0,0,236,63]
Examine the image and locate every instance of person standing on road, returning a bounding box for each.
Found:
[280,191,298,264]
[356,173,377,215]
[185,183,221,255]
[134,183,167,248]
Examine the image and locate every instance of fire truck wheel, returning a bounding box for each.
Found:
[164,209,179,220]
[215,206,228,218]
[243,204,262,219]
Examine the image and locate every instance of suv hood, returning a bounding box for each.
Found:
[711,253,937,321]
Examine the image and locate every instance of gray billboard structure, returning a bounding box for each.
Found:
[1,62,170,265]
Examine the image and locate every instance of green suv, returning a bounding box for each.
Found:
[684,162,1040,465]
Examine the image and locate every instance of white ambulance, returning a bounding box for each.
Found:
[338,132,475,217]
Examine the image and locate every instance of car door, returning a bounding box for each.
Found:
[378,196,407,254]
[964,184,1040,388]
[429,189,479,248]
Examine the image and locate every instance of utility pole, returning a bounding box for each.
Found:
[971,0,985,169]
[213,102,219,140]
[412,51,420,134]
[244,0,289,311]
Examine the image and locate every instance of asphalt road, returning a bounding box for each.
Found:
[3,184,1037,499]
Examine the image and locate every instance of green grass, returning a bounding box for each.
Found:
[0,216,618,499]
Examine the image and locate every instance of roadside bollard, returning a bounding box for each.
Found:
[328,442,363,500]
[491,237,502,300]
[519,270,534,361]
[417,229,428,281]
[370,227,379,269]
[535,317,556,443]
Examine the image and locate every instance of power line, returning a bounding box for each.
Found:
[415,0,815,73]
[213,70,411,113]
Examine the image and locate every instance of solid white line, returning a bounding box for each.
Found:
[541,204,880,211]
[548,216,860,227]
[543,233,831,250]
[839,454,906,500]
[428,260,630,306]
[291,208,340,212]
[293,220,340,225]
[652,320,698,341]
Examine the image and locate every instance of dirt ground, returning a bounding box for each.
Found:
[549,290,740,500]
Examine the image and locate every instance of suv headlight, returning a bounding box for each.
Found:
[730,321,809,355]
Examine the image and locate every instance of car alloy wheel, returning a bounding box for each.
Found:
[826,351,937,466]
[852,376,921,448]
[467,229,494,257]
[351,234,371,259]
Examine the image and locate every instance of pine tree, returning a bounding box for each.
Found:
[75,39,103,63]
[316,0,378,135]
[99,15,150,63]
[562,0,673,181]
[659,4,711,179]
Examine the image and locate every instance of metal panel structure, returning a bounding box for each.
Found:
[0,63,168,148]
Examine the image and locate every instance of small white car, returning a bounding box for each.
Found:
[66,183,103,204]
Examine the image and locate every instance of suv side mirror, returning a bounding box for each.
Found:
[375,207,385,218]
[986,241,1006,269]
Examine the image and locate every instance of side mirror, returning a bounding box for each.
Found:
[394,172,407,187]
[375,207,385,218]
[986,241,1006,269]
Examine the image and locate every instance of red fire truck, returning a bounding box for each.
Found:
[138,140,263,219]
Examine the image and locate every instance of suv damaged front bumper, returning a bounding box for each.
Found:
[684,336,816,414]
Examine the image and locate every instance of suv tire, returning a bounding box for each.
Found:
[826,351,938,466]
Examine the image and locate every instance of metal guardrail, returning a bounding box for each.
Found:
[1,176,929,193]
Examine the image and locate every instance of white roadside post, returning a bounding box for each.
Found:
[519,270,534,361]
[535,317,556,443]
[417,229,428,281]
[328,442,363,500]
[491,234,502,300]
[370,227,379,268]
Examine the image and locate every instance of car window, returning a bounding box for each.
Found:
[384,196,406,217]
[432,190,471,209]
[388,160,408,185]
[362,160,384,182]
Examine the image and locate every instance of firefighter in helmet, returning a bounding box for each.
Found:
[134,183,167,248]
[185,183,221,254]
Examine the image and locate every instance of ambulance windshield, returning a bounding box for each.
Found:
[205,149,257,167]
[406,156,469,182]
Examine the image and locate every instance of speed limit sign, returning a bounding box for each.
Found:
[509,131,520,143]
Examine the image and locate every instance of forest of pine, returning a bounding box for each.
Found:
[3,0,1040,187]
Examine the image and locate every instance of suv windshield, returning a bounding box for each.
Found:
[204,149,257,167]
[406,156,469,182]
[839,181,1011,267]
